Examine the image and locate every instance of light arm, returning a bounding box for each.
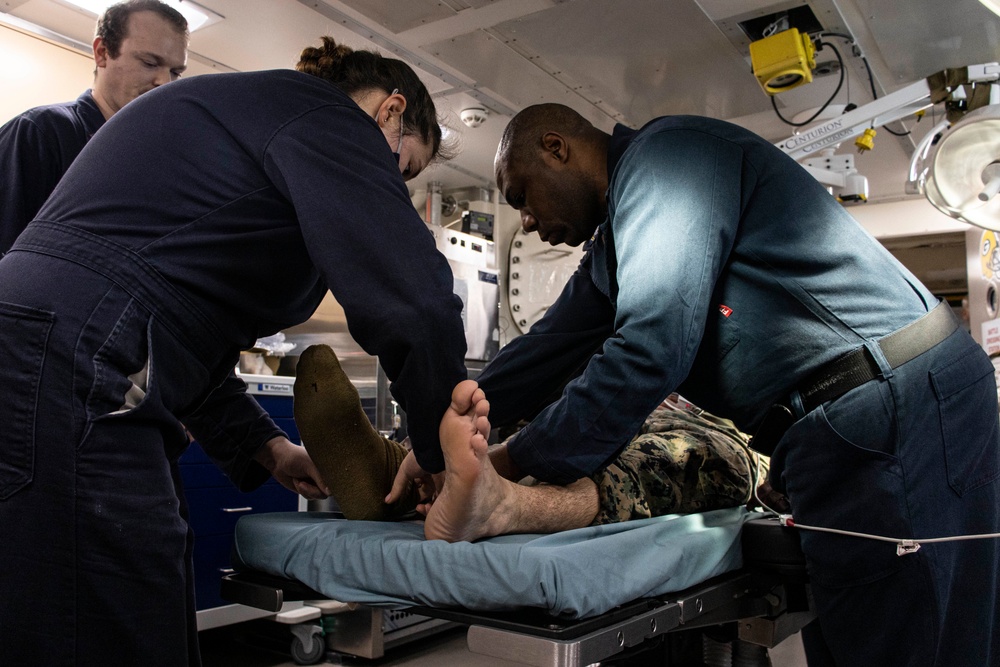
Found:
[777,62,999,161]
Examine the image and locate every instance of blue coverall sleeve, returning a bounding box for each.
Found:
[507,128,744,483]
[182,370,286,490]
[261,106,468,473]
[0,116,61,253]
[478,257,615,427]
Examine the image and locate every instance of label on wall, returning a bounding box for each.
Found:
[982,318,1000,356]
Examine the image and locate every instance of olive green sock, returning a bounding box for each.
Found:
[293,344,417,521]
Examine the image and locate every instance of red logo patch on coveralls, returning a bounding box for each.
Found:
[719,304,733,317]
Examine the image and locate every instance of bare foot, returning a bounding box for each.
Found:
[424,381,519,542]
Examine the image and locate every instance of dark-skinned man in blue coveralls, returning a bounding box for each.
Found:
[389,103,1000,667]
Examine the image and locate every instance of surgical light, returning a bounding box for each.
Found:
[749,28,816,96]
[58,0,223,32]
[915,104,1000,231]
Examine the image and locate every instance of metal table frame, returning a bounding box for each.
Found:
[221,565,814,666]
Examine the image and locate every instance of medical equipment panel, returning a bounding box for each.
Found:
[426,222,501,362]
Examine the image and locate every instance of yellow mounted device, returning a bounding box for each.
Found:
[750,28,817,95]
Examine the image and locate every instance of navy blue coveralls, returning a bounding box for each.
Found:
[478,117,1000,666]
[0,70,467,666]
[0,90,106,254]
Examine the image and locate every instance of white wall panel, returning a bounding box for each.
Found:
[0,23,92,123]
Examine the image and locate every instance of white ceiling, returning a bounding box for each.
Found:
[3,0,999,203]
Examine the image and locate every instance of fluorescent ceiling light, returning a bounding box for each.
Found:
[980,0,1000,17]
[58,0,223,32]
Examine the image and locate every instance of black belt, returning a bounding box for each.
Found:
[749,301,959,456]
[798,300,959,415]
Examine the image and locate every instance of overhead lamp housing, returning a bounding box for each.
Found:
[749,28,816,96]
[58,0,223,32]
[917,104,1000,231]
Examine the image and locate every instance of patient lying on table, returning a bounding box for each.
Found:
[293,344,767,542]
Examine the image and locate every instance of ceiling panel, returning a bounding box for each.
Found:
[425,29,604,119]
[8,0,102,43]
[181,0,391,74]
[854,0,1000,83]
[426,0,772,128]
[335,0,458,34]
[4,0,998,200]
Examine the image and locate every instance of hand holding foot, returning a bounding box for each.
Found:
[386,449,443,514]
[255,436,330,499]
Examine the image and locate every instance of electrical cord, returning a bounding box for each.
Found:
[860,55,911,136]
[817,30,858,114]
[777,515,1000,556]
[819,31,912,136]
[750,456,1000,556]
[817,30,854,43]
[771,40,845,126]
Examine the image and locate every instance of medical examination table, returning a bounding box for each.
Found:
[220,507,814,665]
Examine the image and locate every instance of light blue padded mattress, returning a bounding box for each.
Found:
[232,507,749,619]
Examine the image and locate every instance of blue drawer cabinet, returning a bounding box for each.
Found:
[177,460,231,489]
[184,478,297,537]
[179,374,300,612]
[180,442,299,611]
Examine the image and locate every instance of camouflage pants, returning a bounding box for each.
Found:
[590,404,760,525]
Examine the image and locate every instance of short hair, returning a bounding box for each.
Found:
[297,36,454,162]
[497,103,594,169]
[96,1,189,59]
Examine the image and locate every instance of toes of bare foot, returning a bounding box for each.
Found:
[474,403,491,441]
[450,380,481,413]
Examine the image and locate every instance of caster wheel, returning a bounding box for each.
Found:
[290,633,325,665]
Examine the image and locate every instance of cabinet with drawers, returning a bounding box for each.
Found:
[179,375,301,624]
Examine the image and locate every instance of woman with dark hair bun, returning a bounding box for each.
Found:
[0,35,468,665]
[296,36,451,166]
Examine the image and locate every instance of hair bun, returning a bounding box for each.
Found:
[296,36,353,77]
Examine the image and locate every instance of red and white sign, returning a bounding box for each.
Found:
[983,318,1000,356]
